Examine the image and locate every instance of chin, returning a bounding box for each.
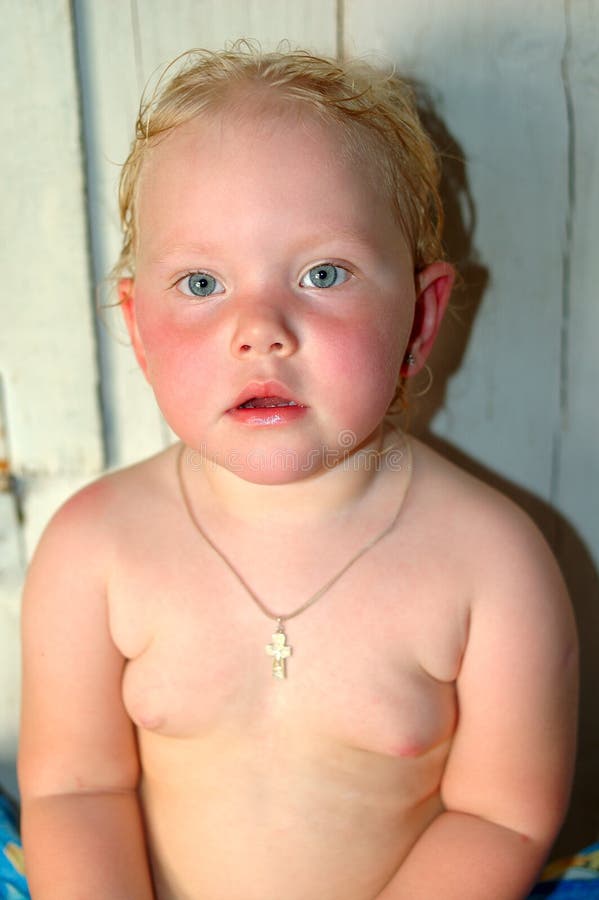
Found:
[225,460,315,487]
[222,444,337,486]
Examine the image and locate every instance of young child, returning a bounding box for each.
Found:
[18,44,578,900]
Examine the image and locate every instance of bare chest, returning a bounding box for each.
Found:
[110,534,466,760]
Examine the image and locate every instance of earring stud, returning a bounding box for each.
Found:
[406,352,416,367]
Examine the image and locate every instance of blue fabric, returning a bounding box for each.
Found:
[527,843,599,899]
[0,791,30,900]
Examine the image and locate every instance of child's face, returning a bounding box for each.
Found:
[121,105,432,483]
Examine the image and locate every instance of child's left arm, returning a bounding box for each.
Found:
[376,502,578,900]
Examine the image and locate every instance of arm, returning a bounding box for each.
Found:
[18,488,155,899]
[376,502,578,900]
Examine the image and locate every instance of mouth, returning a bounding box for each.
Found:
[230,381,305,411]
[238,397,301,409]
[228,381,307,426]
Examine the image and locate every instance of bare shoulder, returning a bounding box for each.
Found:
[23,439,183,624]
[406,435,577,658]
[30,443,182,568]
[19,444,182,797]
[408,437,567,585]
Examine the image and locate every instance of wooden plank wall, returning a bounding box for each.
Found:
[0,2,103,774]
[1,0,597,848]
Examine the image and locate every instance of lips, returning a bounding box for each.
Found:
[230,381,305,411]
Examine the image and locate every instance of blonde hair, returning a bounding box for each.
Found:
[114,40,445,282]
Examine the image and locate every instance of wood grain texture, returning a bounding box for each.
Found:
[345,0,567,496]
[554,1,599,552]
[0,1,102,476]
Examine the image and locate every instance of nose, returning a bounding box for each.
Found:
[230,302,299,359]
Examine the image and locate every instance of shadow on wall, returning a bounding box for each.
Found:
[395,86,599,856]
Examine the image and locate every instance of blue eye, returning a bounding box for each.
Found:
[301,263,350,289]
[177,272,225,297]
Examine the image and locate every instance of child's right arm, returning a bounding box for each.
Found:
[18,487,155,899]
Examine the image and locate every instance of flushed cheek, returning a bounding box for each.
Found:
[136,313,219,413]
[320,319,405,414]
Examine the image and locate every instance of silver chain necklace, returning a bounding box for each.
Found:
[176,433,412,679]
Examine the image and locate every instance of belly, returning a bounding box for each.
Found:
[138,724,449,900]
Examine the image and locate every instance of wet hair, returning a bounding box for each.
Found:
[113,40,445,283]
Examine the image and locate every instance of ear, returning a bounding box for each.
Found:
[401,261,455,376]
[119,277,150,379]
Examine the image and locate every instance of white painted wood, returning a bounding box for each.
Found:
[345,0,568,499]
[555,1,599,554]
[552,8,599,840]
[0,1,102,478]
[74,0,337,468]
[74,1,167,469]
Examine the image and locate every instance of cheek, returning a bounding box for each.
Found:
[314,315,405,435]
[134,306,220,408]
[136,302,206,372]
[323,315,405,394]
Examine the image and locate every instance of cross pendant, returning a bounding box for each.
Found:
[265,622,292,679]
